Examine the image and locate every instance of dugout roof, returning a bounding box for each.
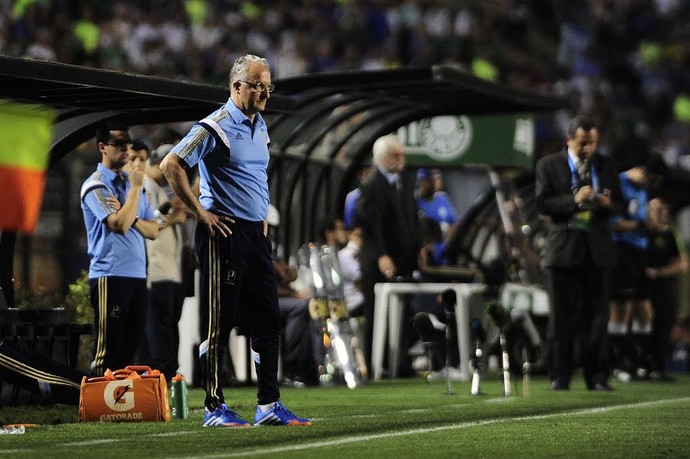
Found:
[0,56,563,305]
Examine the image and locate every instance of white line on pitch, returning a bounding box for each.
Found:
[182,397,690,459]
[63,439,118,446]
[149,430,197,437]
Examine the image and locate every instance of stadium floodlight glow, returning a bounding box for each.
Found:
[344,371,357,389]
[333,336,349,365]
[330,268,340,285]
[313,273,323,289]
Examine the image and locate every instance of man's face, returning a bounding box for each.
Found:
[417,178,433,198]
[233,63,272,115]
[333,219,347,248]
[566,127,595,160]
[381,142,405,174]
[99,130,132,171]
[648,198,670,229]
[432,172,443,193]
[127,148,148,168]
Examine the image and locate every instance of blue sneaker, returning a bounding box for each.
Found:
[202,403,249,427]
[253,401,312,426]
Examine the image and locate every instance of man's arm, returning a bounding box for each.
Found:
[133,218,159,240]
[105,164,144,235]
[159,152,233,237]
[106,189,159,240]
[535,156,581,218]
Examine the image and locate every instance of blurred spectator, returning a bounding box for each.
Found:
[3,0,689,168]
[143,143,188,381]
[646,196,689,378]
[355,134,421,371]
[608,155,664,381]
[343,165,372,231]
[338,226,364,317]
[415,168,458,240]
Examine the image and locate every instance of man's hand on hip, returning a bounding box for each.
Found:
[198,209,234,237]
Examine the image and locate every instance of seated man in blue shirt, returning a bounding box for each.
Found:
[416,168,458,239]
[80,124,158,376]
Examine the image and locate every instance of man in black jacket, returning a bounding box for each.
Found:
[535,117,622,391]
[355,135,421,371]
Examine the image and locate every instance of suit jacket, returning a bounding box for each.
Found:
[355,168,420,276]
[535,149,621,269]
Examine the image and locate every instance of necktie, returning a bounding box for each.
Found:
[577,159,590,185]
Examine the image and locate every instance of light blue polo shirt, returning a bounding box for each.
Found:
[172,99,270,222]
[80,163,155,279]
[611,172,648,249]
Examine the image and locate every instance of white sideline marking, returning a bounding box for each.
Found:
[183,397,690,459]
[63,439,118,446]
[150,430,196,437]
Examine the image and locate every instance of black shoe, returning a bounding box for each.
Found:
[589,383,613,391]
[550,380,570,391]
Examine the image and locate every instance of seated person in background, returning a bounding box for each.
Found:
[419,217,450,268]
[418,216,479,283]
[416,168,458,240]
[267,205,317,387]
[343,165,372,231]
[317,215,348,251]
[338,226,365,317]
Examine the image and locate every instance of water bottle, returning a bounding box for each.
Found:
[170,374,188,420]
[0,426,26,435]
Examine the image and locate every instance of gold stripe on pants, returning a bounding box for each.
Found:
[92,277,108,373]
[207,235,223,404]
[0,353,81,389]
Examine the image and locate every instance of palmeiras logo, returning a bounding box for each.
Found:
[104,380,135,411]
[418,116,473,161]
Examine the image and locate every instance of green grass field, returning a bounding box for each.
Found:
[2,374,690,458]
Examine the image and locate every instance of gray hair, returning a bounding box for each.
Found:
[229,54,269,86]
[372,134,402,166]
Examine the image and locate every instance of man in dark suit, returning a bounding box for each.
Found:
[355,134,421,370]
[535,117,621,391]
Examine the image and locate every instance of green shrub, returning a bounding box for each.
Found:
[63,270,93,324]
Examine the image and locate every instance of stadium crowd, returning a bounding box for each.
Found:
[2,0,690,165]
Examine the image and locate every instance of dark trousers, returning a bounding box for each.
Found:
[146,281,185,380]
[279,297,311,363]
[89,276,147,376]
[546,264,611,385]
[361,260,382,371]
[195,219,281,410]
[0,339,85,405]
[649,278,678,373]
[361,262,418,375]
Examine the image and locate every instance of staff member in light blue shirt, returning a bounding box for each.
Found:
[80,125,158,376]
[160,54,310,428]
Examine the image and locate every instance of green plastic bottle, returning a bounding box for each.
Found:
[170,374,188,419]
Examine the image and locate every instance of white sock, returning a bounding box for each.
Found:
[607,321,627,335]
[631,320,652,335]
[259,402,276,413]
